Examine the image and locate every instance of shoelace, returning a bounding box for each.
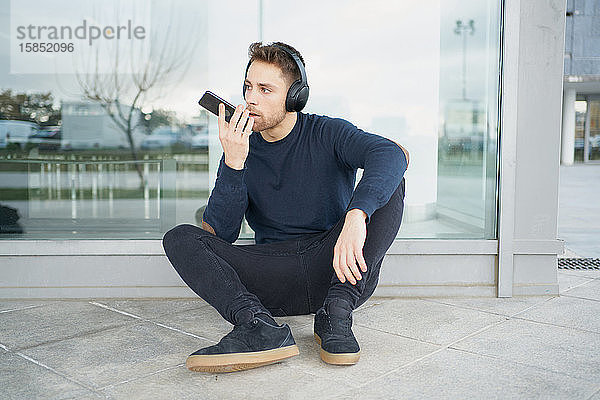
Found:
[325,311,352,336]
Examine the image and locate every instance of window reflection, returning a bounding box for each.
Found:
[0,0,501,240]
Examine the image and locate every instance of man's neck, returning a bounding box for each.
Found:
[260,112,298,143]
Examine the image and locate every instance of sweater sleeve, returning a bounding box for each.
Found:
[201,153,249,243]
[323,117,408,225]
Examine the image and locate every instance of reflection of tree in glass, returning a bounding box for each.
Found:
[141,108,179,135]
[75,10,198,188]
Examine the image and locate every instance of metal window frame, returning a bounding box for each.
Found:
[497,0,518,297]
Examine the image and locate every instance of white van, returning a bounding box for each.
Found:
[0,120,40,150]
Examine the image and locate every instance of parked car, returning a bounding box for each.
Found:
[0,120,40,150]
[27,126,62,151]
[140,126,192,150]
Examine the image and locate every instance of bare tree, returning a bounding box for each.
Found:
[75,6,198,187]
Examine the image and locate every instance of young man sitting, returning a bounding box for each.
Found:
[162,41,409,373]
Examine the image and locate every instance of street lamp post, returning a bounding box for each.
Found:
[454,19,475,100]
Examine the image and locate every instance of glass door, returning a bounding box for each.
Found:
[587,97,600,162]
[579,95,600,163]
[574,100,586,163]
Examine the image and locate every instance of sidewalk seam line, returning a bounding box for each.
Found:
[346,318,512,393]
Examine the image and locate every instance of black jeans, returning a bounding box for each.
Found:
[162,177,405,325]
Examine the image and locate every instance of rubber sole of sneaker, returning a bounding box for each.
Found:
[314,332,360,365]
[186,344,299,373]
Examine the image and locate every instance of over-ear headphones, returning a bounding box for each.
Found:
[243,43,309,112]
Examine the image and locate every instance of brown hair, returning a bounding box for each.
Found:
[247,41,305,88]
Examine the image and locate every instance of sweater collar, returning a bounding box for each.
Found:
[254,112,301,146]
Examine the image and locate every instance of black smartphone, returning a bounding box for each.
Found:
[198,91,237,123]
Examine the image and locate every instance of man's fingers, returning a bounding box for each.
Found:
[342,264,356,285]
[243,116,254,135]
[230,104,244,131]
[346,251,362,282]
[218,103,225,133]
[357,250,368,273]
[333,248,345,283]
[339,248,356,285]
[236,109,250,132]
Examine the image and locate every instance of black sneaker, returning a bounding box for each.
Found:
[186,312,299,373]
[313,298,360,365]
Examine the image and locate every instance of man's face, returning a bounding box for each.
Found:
[244,60,290,132]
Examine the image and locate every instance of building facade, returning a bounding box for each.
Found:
[0,0,566,299]
[561,0,600,165]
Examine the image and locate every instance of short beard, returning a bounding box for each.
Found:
[255,105,287,132]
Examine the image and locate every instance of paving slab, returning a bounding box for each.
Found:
[418,295,551,317]
[102,360,350,400]
[4,296,599,399]
[560,278,600,301]
[558,269,600,279]
[451,317,600,384]
[0,300,49,313]
[0,351,102,400]
[0,301,138,350]
[513,295,600,333]
[285,323,441,388]
[588,387,600,400]
[356,297,381,310]
[333,347,598,400]
[558,272,598,293]
[144,305,240,344]
[90,298,211,319]
[19,320,206,390]
[352,298,506,346]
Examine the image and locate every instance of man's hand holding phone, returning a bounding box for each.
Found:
[218,103,254,170]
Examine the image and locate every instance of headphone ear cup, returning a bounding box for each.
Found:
[295,86,309,111]
[287,80,309,112]
[286,80,301,112]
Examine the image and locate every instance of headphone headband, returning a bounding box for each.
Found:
[243,43,309,112]
[271,44,308,88]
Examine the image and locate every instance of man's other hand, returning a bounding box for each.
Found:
[332,209,368,285]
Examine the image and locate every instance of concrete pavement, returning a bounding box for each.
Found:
[559,163,600,257]
[1,269,599,399]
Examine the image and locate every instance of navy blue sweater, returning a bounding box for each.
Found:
[202,111,408,244]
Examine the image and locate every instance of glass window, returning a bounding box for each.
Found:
[0,0,501,240]
[587,99,600,162]
[574,100,587,162]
